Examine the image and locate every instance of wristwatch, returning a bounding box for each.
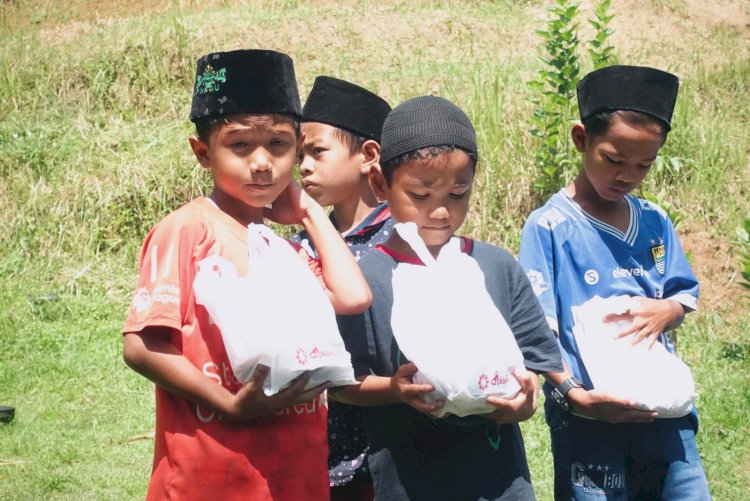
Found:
[550,376,583,413]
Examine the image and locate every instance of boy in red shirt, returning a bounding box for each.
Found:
[122,49,371,501]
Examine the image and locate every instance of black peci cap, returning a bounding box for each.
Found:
[577,65,680,131]
[380,95,477,165]
[302,76,391,141]
[189,49,301,122]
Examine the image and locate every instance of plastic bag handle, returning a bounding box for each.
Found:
[394,222,436,265]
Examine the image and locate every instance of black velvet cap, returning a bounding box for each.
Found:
[577,65,679,130]
[189,49,301,122]
[380,96,477,165]
[302,76,391,141]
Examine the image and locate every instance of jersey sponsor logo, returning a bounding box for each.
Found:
[584,269,599,285]
[651,244,666,276]
[571,461,625,495]
[152,284,180,306]
[537,207,567,230]
[526,269,550,296]
[132,287,152,312]
[274,392,328,416]
[612,266,650,278]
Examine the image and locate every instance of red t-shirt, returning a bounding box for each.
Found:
[123,197,329,501]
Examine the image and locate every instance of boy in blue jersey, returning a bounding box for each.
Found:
[291,76,392,500]
[519,65,711,500]
[336,95,563,500]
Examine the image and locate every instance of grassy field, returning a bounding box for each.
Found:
[1,0,749,499]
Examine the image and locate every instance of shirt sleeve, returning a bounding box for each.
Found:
[122,213,203,335]
[337,312,373,379]
[508,257,563,374]
[518,213,559,334]
[338,254,390,379]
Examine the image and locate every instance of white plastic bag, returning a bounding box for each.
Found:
[571,295,695,418]
[390,223,525,417]
[193,223,358,395]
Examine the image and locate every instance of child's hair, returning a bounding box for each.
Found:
[330,127,368,156]
[583,110,669,142]
[194,113,301,144]
[380,145,478,184]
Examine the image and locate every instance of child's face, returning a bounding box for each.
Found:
[375,149,474,252]
[190,114,298,222]
[573,115,664,202]
[299,122,364,207]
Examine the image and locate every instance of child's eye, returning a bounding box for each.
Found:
[313,147,325,156]
[409,192,428,200]
[232,141,249,148]
[270,139,289,147]
[449,192,468,199]
[604,155,623,165]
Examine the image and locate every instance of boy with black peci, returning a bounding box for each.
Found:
[520,65,711,500]
[122,49,371,500]
[335,95,563,500]
[291,75,392,500]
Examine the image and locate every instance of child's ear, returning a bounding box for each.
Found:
[369,164,389,201]
[571,123,587,153]
[359,139,381,175]
[188,136,211,169]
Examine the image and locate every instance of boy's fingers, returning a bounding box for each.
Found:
[396,362,418,376]
[513,367,531,387]
[401,383,434,395]
[603,311,630,323]
[292,381,331,404]
[408,397,443,414]
[249,365,270,389]
[610,408,658,423]
[276,371,313,399]
[486,395,514,408]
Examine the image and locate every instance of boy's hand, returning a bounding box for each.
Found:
[567,387,658,423]
[224,365,330,422]
[263,179,317,225]
[486,368,539,424]
[604,298,684,348]
[390,362,444,415]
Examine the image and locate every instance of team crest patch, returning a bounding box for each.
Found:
[195,65,227,95]
[651,244,666,276]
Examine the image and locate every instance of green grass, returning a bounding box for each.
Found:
[1,0,749,499]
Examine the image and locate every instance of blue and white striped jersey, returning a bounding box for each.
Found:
[519,188,699,388]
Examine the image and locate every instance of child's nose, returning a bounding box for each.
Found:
[616,165,639,184]
[249,149,271,172]
[299,155,314,175]
[429,205,449,220]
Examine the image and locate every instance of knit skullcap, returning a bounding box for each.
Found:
[380,95,477,164]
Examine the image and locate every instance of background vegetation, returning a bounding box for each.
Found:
[1,0,749,499]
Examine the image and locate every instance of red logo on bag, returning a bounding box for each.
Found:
[310,345,334,359]
[491,371,509,386]
[296,349,308,366]
[479,371,510,391]
[478,374,489,390]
